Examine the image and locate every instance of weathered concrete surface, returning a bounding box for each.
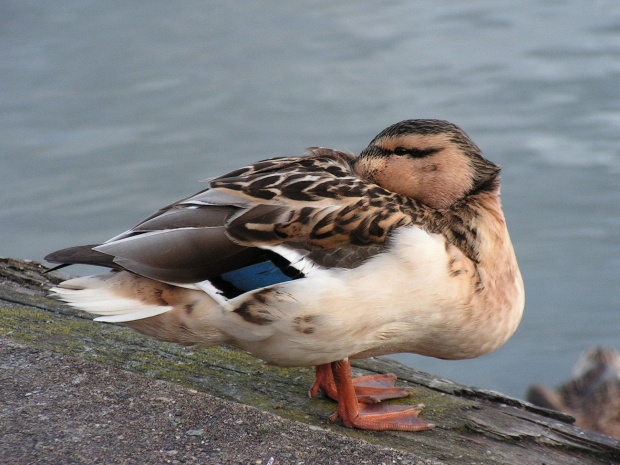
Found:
[1,340,436,465]
[1,257,619,464]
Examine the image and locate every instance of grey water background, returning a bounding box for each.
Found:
[2,1,620,399]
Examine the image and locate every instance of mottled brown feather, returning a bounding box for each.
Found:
[212,147,483,263]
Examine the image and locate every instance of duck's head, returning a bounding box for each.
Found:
[354,120,501,209]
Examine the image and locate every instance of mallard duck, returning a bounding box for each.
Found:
[527,347,620,439]
[46,119,525,432]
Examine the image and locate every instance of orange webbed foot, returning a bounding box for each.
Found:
[330,402,433,432]
[315,360,435,432]
[309,363,415,403]
[350,372,415,403]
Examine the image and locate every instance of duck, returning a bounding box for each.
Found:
[527,347,620,439]
[46,119,525,432]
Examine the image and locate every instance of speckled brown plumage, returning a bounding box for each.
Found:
[212,146,486,265]
[46,119,524,433]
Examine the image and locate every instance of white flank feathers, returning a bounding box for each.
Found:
[263,244,322,276]
[194,279,231,308]
[49,276,173,323]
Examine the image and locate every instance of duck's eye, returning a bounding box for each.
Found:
[392,147,439,158]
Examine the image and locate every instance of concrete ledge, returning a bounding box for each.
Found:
[1,257,619,464]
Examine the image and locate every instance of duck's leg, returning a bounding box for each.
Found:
[328,359,434,432]
[309,363,415,403]
[309,363,339,399]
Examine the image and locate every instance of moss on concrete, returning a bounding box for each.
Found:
[2,258,619,464]
[0,302,332,427]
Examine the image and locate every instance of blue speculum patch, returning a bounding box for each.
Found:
[220,261,292,292]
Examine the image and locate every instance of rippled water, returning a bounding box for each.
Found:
[2,1,620,398]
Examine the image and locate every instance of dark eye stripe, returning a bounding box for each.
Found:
[393,147,440,158]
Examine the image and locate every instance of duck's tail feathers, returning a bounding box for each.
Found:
[50,271,227,346]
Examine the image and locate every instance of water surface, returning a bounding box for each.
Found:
[2,0,620,398]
